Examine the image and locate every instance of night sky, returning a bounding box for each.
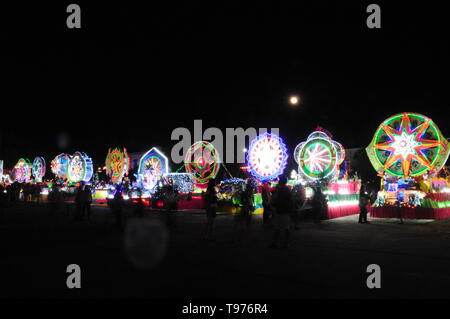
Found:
[1,1,449,173]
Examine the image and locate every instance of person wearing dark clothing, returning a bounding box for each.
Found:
[204,179,218,241]
[312,187,325,223]
[81,185,92,220]
[358,184,370,223]
[395,200,404,224]
[133,195,145,218]
[232,181,254,244]
[74,184,84,221]
[112,190,124,229]
[163,185,178,228]
[262,182,272,224]
[291,184,306,230]
[270,176,293,248]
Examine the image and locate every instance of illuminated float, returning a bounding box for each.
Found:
[294,129,360,219]
[240,133,289,215]
[105,147,130,184]
[13,158,32,183]
[216,177,264,215]
[184,141,220,186]
[164,172,194,194]
[247,133,288,181]
[67,151,94,183]
[32,157,46,183]
[366,112,450,219]
[295,130,345,182]
[51,153,71,181]
[138,147,169,193]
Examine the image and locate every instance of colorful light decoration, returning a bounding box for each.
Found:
[13,158,32,183]
[247,133,288,181]
[164,172,194,193]
[105,147,130,184]
[51,153,71,180]
[67,151,94,183]
[366,112,450,178]
[296,131,345,181]
[184,141,220,184]
[138,147,169,191]
[32,157,46,182]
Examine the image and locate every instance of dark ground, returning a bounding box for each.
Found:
[1,202,450,299]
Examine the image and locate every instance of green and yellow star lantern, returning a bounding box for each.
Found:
[366,112,450,178]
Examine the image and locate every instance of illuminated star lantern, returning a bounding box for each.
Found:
[184,141,220,184]
[296,131,345,181]
[13,158,32,183]
[138,147,169,191]
[247,133,288,181]
[105,147,130,184]
[32,157,46,182]
[67,152,94,183]
[51,153,71,180]
[366,112,450,178]
[390,131,420,159]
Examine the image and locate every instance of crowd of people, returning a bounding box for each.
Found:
[0,182,43,203]
[0,177,376,248]
[203,175,333,248]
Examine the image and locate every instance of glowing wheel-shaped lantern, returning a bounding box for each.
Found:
[184,141,220,184]
[247,133,288,181]
[297,131,344,181]
[105,147,130,184]
[366,112,450,177]
[13,158,32,183]
[138,147,169,191]
[67,152,93,183]
[32,157,46,182]
[51,153,71,180]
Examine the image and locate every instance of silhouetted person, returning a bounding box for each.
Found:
[262,182,272,224]
[112,189,124,229]
[232,180,254,245]
[395,200,404,224]
[204,179,218,241]
[133,195,145,218]
[312,186,325,223]
[291,184,306,230]
[270,176,293,248]
[358,183,369,223]
[33,184,41,205]
[163,184,178,228]
[81,185,92,220]
[74,184,84,221]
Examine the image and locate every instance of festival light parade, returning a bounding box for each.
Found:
[1,1,449,309]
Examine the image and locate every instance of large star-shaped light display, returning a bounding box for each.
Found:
[371,112,442,177]
[390,131,420,159]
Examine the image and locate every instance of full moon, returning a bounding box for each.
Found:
[289,96,299,105]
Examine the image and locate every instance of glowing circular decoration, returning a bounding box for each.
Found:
[105,147,130,184]
[184,141,220,184]
[296,130,344,181]
[13,158,32,183]
[67,152,93,183]
[294,142,305,164]
[366,112,450,178]
[32,157,46,182]
[139,147,169,191]
[51,153,71,180]
[246,133,288,181]
[332,140,346,165]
